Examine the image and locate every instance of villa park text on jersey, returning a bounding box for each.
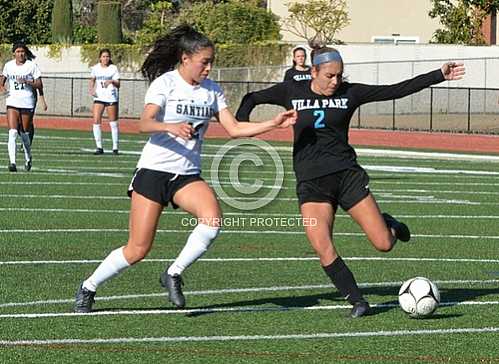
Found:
[291,98,348,111]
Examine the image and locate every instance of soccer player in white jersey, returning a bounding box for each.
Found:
[89,49,120,155]
[0,43,41,172]
[74,25,297,313]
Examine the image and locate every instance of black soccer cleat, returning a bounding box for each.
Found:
[160,270,185,308]
[25,159,32,172]
[8,163,17,172]
[94,148,104,155]
[382,213,411,242]
[112,149,119,155]
[74,283,96,313]
[350,300,370,318]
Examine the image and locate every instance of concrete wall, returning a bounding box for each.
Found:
[23,44,499,88]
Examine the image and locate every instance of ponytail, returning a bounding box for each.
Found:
[141,24,214,82]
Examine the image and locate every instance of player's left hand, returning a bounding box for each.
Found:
[273,109,297,128]
[441,62,465,81]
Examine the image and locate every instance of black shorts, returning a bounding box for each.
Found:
[127,168,203,209]
[7,105,34,114]
[94,101,118,107]
[296,165,370,211]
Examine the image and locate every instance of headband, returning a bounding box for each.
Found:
[312,51,343,65]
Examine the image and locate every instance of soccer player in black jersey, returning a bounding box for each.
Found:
[283,47,312,82]
[237,46,465,318]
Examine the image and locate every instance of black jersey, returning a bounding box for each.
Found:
[237,69,445,182]
[283,67,312,82]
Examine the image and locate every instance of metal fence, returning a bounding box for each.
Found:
[2,76,499,134]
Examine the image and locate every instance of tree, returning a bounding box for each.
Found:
[135,1,175,45]
[0,0,54,44]
[51,0,73,43]
[429,0,499,44]
[281,0,350,45]
[176,0,280,44]
[97,1,123,43]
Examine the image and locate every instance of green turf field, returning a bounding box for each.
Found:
[0,129,498,363]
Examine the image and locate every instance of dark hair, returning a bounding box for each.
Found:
[292,47,307,67]
[141,24,214,82]
[99,48,113,65]
[12,42,35,61]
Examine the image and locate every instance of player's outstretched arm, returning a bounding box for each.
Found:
[217,108,297,138]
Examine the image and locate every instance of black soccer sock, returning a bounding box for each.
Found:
[323,257,363,305]
[28,124,35,145]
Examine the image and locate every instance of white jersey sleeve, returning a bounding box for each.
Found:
[211,82,227,113]
[144,77,168,108]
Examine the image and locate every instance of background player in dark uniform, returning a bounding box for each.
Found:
[283,47,311,82]
[237,46,465,318]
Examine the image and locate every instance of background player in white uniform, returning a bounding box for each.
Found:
[74,25,297,313]
[89,49,120,155]
[18,50,47,149]
[0,43,41,172]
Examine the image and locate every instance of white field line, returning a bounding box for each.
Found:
[4,177,499,196]
[1,279,498,309]
[0,193,495,206]
[1,300,499,320]
[1,326,499,346]
[21,136,499,160]
[13,136,499,161]
[0,228,499,239]
[4,179,499,189]
[1,161,499,177]
[2,208,499,221]
[2,257,499,266]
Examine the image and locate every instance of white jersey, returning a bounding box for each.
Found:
[2,59,41,109]
[90,64,120,103]
[136,70,227,175]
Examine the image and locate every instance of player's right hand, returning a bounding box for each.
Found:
[166,122,195,140]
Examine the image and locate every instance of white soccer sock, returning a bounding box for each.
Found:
[109,121,119,150]
[168,224,220,276]
[7,129,18,164]
[83,247,130,292]
[93,124,102,149]
[19,132,31,161]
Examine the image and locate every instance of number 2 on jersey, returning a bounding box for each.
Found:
[313,110,325,129]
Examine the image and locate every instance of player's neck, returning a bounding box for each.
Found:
[177,66,199,86]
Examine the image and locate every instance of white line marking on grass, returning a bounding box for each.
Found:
[1,208,499,221]
[3,193,493,206]
[358,148,499,162]
[364,165,499,175]
[1,326,499,346]
[2,300,499,320]
[1,279,498,309]
[2,257,499,266]
[1,228,499,240]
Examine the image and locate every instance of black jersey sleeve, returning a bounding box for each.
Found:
[235,82,289,121]
[351,69,445,105]
[283,68,293,81]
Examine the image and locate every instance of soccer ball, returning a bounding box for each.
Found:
[398,277,440,318]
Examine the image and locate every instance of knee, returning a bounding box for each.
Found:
[372,236,394,252]
[123,243,150,264]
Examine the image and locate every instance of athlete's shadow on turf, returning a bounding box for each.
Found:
[181,285,498,318]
